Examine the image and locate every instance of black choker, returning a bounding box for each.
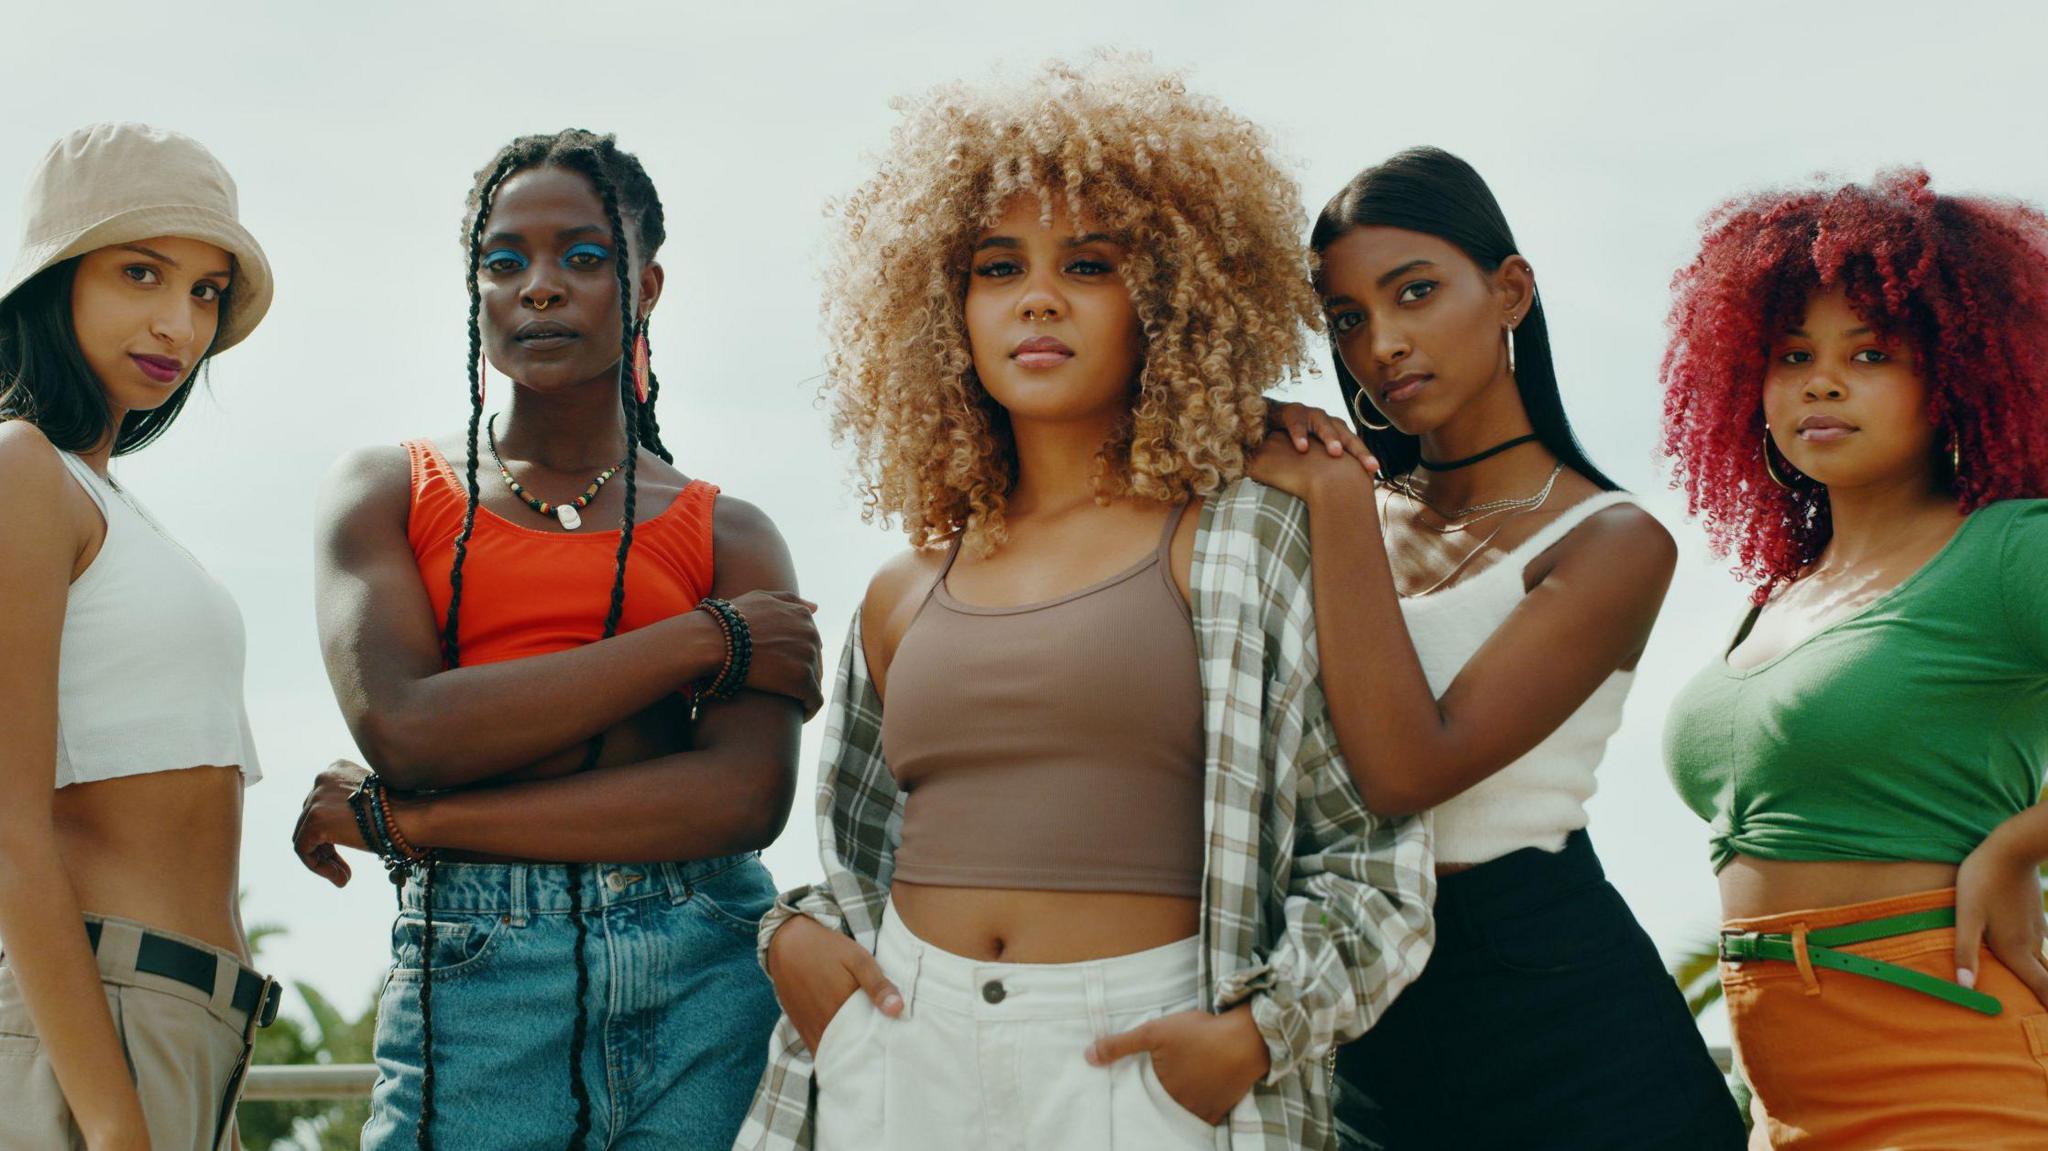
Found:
[1418,434,1541,471]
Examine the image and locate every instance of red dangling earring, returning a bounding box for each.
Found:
[632,324,651,405]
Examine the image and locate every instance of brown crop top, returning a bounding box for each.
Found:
[880,503,1206,898]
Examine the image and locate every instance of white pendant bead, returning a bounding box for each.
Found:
[556,504,582,530]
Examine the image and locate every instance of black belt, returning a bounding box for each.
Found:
[84,921,281,1029]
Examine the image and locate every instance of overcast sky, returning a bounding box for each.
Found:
[8,0,2045,1045]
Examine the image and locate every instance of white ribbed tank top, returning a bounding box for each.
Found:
[1395,491,1638,864]
[52,451,259,788]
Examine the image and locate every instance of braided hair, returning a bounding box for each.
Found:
[416,128,669,1151]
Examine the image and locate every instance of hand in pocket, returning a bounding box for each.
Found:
[1086,1003,1270,1125]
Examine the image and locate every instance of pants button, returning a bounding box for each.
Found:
[981,979,1006,1005]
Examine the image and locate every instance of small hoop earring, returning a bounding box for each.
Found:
[1350,386,1391,432]
[1951,435,1963,480]
[1762,425,1796,490]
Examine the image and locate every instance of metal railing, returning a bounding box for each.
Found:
[244,1048,1737,1101]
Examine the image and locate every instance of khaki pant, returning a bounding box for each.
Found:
[0,915,256,1151]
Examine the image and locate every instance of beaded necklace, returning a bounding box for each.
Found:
[485,413,627,530]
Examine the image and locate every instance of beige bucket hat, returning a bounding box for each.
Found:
[0,123,272,353]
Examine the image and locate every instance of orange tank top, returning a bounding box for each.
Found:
[404,439,718,667]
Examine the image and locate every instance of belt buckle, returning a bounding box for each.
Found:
[1717,929,1751,963]
[256,975,282,1029]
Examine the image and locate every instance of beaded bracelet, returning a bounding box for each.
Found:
[696,597,754,701]
[376,783,426,864]
[349,774,429,880]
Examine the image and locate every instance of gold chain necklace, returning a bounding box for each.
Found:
[1382,465,1562,597]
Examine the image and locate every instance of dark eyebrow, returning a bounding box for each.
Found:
[1375,259,1434,288]
[119,243,177,268]
[119,243,231,280]
[558,225,606,241]
[974,233,1118,252]
[1321,293,1357,308]
[1782,326,1875,339]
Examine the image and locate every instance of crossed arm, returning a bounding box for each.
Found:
[293,445,815,877]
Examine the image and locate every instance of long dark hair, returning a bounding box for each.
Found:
[1311,146,1617,490]
[0,258,229,455]
[413,128,669,1151]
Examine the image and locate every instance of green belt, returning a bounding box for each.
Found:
[1718,906,2002,1017]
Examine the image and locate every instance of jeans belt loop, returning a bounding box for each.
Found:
[901,943,923,1019]
[1791,923,1821,996]
[1084,964,1111,1041]
[509,864,529,926]
[209,952,239,1018]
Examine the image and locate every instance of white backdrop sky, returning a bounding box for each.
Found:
[8,0,2046,1044]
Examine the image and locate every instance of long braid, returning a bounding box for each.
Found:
[637,329,672,464]
[432,130,667,1151]
[442,155,517,670]
[552,150,646,1151]
[413,151,518,1151]
[414,859,438,1150]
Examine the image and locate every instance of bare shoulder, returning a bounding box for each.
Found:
[317,443,414,536]
[0,421,84,570]
[864,543,950,628]
[0,420,68,490]
[1535,493,1677,591]
[710,493,797,591]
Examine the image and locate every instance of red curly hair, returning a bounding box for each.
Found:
[1661,169,2048,598]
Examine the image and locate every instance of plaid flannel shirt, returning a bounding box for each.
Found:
[735,479,1436,1151]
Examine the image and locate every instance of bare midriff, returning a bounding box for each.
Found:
[52,765,246,959]
[1718,855,1961,921]
[891,880,1200,964]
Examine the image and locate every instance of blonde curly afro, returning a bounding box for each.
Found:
[822,54,1321,551]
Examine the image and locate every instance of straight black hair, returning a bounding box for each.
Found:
[1311,146,1618,490]
[0,258,227,455]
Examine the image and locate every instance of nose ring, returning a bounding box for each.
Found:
[533,297,555,311]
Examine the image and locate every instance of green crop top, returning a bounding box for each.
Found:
[1665,499,2048,873]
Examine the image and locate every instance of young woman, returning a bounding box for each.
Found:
[0,123,277,1151]
[1252,147,1745,1150]
[1661,170,2048,1147]
[286,129,824,1151]
[735,58,1434,1151]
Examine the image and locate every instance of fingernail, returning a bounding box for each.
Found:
[1957,968,1976,989]
[881,992,903,1014]
[1084,1044,1103,1066]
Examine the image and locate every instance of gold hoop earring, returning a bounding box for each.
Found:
[1762,425,1795,490]
[1350,387,1391,432]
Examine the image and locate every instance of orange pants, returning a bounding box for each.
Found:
[1722,888,2048,1150]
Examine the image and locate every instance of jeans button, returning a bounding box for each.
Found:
[981,979,1006,1005]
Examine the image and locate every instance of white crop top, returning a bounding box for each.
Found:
[53,451,260,788]
[1396,491,1639,864]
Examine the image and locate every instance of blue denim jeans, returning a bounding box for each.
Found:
[362,853,780,1150]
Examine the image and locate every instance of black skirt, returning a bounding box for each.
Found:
[1333,830,1746,1151]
